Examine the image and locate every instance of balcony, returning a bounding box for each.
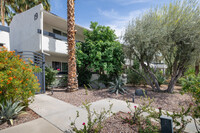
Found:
[39,30,68,55]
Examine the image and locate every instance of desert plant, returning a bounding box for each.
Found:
[0,100,24,125]
[0,47,41,107]
[45,66,58,88]
[108,76,127,95]
[71,101,113,133]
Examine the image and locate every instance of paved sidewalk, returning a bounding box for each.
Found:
[29,94,138,132]
[0,118,63,133]
[0,94,198,133]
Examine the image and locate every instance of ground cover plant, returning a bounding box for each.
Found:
[0,47,41,107]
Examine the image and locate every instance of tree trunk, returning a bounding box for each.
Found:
[67,0,78,91]
[167,68,183,93]
[195,61,199,76]
[141,62,161,91]
[1,0,5,26]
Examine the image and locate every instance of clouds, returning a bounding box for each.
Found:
[98,8,147,37]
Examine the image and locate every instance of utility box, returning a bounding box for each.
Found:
[160,115,173,133]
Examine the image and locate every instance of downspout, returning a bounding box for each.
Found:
[40,9,44,53]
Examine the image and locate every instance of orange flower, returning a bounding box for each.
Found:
[0,91,2,94]
[22,67,25,70]
[15,88,18,91]
[25,83,28,86]
[26,79,28,81]
[7,82,10,85]
[14,76,16,79]
[20,80,23,83]
[8,77,13,81]
[29,91,32,94]
[1,80,3,82]
[5,58,8,60]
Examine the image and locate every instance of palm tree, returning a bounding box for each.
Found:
[67,0,78,91]
[11,0,50,13]
[0,0,50,26]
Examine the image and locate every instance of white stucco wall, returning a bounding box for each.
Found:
[42,36,68,54]
[10,4,43,52]
[0,31,10,50]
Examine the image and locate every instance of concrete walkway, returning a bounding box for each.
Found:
[0,94,198,133]
[0,118,63,133]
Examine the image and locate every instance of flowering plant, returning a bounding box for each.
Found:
[0,47,41,107]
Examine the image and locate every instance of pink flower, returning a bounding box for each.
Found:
[134,106,137,109]
[190,103,193,106]
[82,122,85,126]
[57,69,60,71]
[128,112,131,114]
[158,107,162,110]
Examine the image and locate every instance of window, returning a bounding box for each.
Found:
[52,62,68,74]
[0,43,4,47]
[62,62,68,72]
[53,29,61,35]
[52,62,61,71]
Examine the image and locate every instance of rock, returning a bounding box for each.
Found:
[135,89,147,96]
[90,81,106,89]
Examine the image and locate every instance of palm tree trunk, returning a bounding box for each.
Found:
[67,0,78,91]
[1,0,5,26]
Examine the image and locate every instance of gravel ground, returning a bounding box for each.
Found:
[101,112,138,133]
[49,85,193,113]
[0,108,40,130]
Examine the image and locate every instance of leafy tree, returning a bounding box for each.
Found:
[124,10,162,91]
[124,0,200,92]
[77,22,124,84]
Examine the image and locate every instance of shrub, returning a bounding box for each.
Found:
[45,66,58,88]
[180,70,200,132]
[71,101,113,133]
[0,100,24,125]
[126,69,144,85]
[0,47,41,106]
[77,67,92,87]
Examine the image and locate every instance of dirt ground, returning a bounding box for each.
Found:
[0,108,40,130]
[49,85,193,112]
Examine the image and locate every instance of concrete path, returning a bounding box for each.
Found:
[0,118,63,133]
[29,94,138,132]
[0,94,198,133]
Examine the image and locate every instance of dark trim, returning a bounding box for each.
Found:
[0,25,10,32]
[37,29,67,41]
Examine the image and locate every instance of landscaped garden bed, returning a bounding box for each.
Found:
[49,85,193,113]
[0,108,40,130]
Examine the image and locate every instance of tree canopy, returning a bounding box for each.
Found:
[124,0,200,92]
[77,22,124,85]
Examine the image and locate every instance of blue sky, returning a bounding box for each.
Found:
[50,0,171,37]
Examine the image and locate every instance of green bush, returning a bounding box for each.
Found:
[180,70,200,132]
[77,68,92,87]
[126,69,144,85]
[45,66,58,88]
[0,47,41,107]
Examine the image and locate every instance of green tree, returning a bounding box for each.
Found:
[124,10,162,91]
[77,22,124,85]
[124,0,200,93]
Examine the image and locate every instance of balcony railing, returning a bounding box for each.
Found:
[38,29,67,42]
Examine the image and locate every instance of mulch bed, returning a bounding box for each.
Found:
[0,108,40,130]
[49,85,193,113]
